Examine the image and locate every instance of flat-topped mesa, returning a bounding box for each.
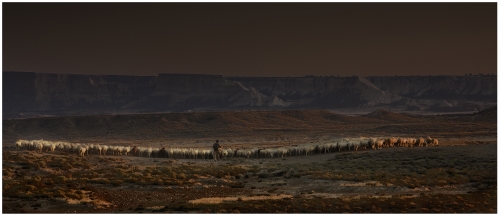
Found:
[366,75,497,100]
[228,76,401,108]
[2,72,496,118]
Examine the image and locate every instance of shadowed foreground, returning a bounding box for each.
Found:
[2,109,497,213]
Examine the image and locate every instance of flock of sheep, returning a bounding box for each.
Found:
[14,136,438,160]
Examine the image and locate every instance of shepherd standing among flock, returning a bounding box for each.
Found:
[212,140,222,161]
[13,136,439,160]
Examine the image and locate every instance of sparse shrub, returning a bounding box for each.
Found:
[230,182,245,188]
[134,207,145,211]
[111,180,123,186]
[271,169,287,177]
[65,191,83,200]
[53,175,68,184]
[177,173,186,179]
[283,168,296,179]
[258,170,269,178]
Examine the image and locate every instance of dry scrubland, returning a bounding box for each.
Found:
[2,108,497,213]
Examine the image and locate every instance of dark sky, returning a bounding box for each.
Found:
[2,3,497,77]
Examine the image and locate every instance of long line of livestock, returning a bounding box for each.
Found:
[14,136,438,160]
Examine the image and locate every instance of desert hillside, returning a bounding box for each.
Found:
[3,107,496,147]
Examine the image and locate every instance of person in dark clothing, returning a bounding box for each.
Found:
[212,140,222,161]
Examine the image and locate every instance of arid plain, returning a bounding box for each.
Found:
[2,108,497,213]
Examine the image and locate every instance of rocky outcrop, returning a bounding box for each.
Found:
[3,72,157,117]
[3,72,285,118]
[2,72,496,118]
[229,75,496,112]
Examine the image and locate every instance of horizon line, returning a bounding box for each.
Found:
[3,71,496,78]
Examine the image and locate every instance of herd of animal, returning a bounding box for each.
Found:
[14,136,438,160]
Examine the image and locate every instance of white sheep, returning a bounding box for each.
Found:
[258,149,268,158]
[338,140,349,152]
[373,139,384,150]
[192,149,200,159]
[65,143,73,153]
[168,148,175,158]
[49,143,57,152]
[388,137,398,147]
[330,142,339,152]
[171,148,179,158]
[360,138,371,150]
[102,145,109,155]
[124,146,131,156]
[117,146,125,155]
[407,138,417,148]
[201,149,211,159]
[40,141,51,153]
[79,146,87,156]
[425,136,439,146]
[288,146,299,156]
[398,137,408,147]
[221,149,229,159]
[234,148,245,158]
[35,142,44,153]
[111,146,119,155]
[87,143,96,154]
[268,148,279,158]
[84,144,92,156]
[277,147,288,158]
[397,137,405,147]
[348,139,361,151]
[71,143,80,154]
[321,143,329,153]
[246,148,257,159]
[417,137,425,147]
[22,140,31,149]
[340,138,349,150]
[59,142,70,153]
[15,140,23,150]
[28,140,36,150]
[146,147,153,158]
[226,148,234,158]
[136,147,146,157]
[430,137,439,146]
[296,145,305,155]
[56,143,65,152]
[189,148,197,159]
[306,145,316,156]
[96,144,103,155]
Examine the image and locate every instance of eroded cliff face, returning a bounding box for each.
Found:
[229,76,401,108]
[366,76,496,99]
[229,75,496,111]
[3,72,496,118]
[3,72,282,117]
[4,72,157,114]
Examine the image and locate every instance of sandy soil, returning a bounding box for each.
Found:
[2,109,497,213]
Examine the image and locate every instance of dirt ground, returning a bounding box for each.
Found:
[2,109,497,213]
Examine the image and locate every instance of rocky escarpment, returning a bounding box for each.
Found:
[3,72,288,118]
[129,73,289,111]
[2,72,496,118]
[227,76,402,109]
[229,75,496,112]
